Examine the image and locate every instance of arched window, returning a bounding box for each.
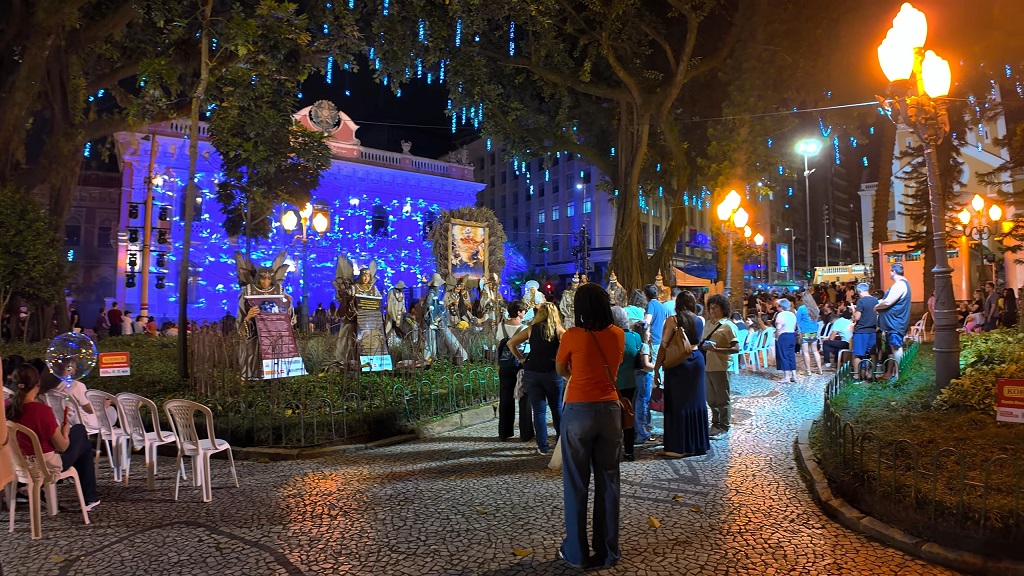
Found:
[372,205,390,237]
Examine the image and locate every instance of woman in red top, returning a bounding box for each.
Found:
[6,364,100,510]
[554,283,624,569]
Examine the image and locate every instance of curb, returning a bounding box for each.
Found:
[231,403,497,461]
[794,420,1024,576]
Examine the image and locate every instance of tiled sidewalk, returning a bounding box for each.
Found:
[0,371,959,575]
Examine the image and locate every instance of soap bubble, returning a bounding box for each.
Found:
[45,332,98,386]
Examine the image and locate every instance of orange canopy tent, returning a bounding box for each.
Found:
[672,268,712,288]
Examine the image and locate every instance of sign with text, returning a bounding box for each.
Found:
[355,295,392,372]
[997,378,1024,423]
[98,352,130,377]
[254,312,307,379]
[777,243,790,272]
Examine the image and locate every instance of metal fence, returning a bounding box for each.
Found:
[819,342,1024,558]
[193,364,499,448]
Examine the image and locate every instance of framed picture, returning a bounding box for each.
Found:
[449,219,488,280]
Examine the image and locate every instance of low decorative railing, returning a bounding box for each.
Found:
[818,342,1024,559]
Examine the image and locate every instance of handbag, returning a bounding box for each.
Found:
[662,315,694,369]
[588,331,635,430]
[513,368,526,400]
[548,376,570,470]
[649,386,665,412]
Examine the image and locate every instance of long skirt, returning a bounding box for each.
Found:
[776,332,797,371]
[663,351,710,456]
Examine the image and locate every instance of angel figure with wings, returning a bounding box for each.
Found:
[235,251,292,381]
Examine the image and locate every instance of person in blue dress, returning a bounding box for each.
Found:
[652,291,709,458]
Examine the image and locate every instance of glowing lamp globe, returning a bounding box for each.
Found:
[299,202,314,219]
[724,189,742,211]
[743,226,752,238]
[733,208,749,229]
[312,212,329,234]
[281,210,298,232]
[795,139,822,157]
[921,50,951,97]
[891,3,928,49]
[754,233,764,246]
[957,208,971,227]
[716,202,732,222]
[971,193,985,212]
[988,204,1002,222]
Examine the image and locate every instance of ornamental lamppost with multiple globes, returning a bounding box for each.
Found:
[876,2,957,391]
[282,202,330,332]
[716,190,749,306]
[955,193,1004,294]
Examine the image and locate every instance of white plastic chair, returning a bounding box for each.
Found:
[755,327,776,370]
[5,422,90,539]
[908,312,929,343]
[85,389,130,482]
[164,399,239,502]
[729,330,749,373]
[116,392,181,489]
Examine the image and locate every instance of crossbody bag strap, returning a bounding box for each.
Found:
[587,330,616,386]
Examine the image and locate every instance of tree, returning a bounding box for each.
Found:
[364,0,749,290]
[0,187,69,340]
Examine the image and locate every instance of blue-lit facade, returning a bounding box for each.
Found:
[113,109,483,323]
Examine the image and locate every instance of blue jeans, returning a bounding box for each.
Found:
[561,401,621,568]
[633,371,652,442]
[523,370,564,452]
[60,424,99,503]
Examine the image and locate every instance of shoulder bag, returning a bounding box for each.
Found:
[662,315,694,369]
[588,331,635,430]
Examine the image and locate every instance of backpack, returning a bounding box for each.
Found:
[497,324,526,369]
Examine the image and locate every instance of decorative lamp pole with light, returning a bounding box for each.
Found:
[835,237,843,264]
[715,189,747,306]
[876,2,957,391]
[795,139,821,276]
[281,202,330,332]
[754,233,765,285]
[955,193,1003,295]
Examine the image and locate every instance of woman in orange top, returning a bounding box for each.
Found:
[555,283,624,569]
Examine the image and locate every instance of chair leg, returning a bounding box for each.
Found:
[45,483,59,516]
[202,453,213,502]
[70,473,90,526]
[172,454,183,501]
[7,482,15,534]
[145,442,157,491]
[29,483,42,540]
[122,439,132,485]
[226,448,239,488]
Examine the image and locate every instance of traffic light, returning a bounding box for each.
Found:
[806,270,812,279]
[125,273,136,288]
[546,283,553,292]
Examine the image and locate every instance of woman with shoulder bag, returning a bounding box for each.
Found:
[495,301,533,442]
[611,307,641,461]
[508,302,565,455]
[554,284,625,569]
[652,291,709,459]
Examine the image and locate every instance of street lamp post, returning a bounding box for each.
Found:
[956,193,1004,293]
[835,238,843,264]
[754,233,765,285]
[715,190,748,308]
[796,139,822,277]
[282,202,329,332]
[877,2,957,391]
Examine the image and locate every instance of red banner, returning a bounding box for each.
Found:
[254,312,306,378]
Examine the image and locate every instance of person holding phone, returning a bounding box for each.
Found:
[4,364,100,511]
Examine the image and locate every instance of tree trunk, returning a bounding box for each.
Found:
[178,0,215,379]
[607,103,651,292]
[872,118,897,290]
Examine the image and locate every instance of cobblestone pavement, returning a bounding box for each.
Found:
[0,370,959,576]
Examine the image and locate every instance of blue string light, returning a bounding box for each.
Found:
[778,165,784,175]
[767,138,773,147]
[83,142,91,157]
[418,19,426,43]
[819,118,832,138]
[416,59,423,77]
[486,139,492,151]
[455,19,462,47]
[325,56,334,83]
[862,156,868,167]
[382,0,388,16]
[439,59,446,81]
[509,22,516,56]
[833,135,840,165]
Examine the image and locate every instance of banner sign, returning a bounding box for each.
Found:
[356,295,392,372]
[98,352,130,377]
[777,243,790,272]
[996,378,1024,423]
[253,311,307,379]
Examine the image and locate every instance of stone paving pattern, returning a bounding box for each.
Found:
[0,370,960,575]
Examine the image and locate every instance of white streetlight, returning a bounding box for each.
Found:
[795,139,821,276]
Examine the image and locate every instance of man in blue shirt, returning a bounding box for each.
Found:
[875,263,911,382]
[643,284,668,363]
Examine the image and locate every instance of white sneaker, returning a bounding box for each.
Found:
[84,500,100,512]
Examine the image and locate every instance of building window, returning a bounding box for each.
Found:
[642,223,649,249]
[489,152,496,165]
[489,175,495,188]
[64,225,82,247]
[501,171,507,184]
[97,226,113,249]
[372,205,390,237]
[582,169,591,184]
[567,201,575,217]
[538,210,545,224]
[552,155,559,166]
[566,173,574,189]
[501,196,507,209]
[583,197,592,214]
[552,205,560,221]
[525,211,531,228]
[539,183,545,197]
[552,239,560,253]
[552,182,559,196]
[654,225,661,247]
[513,215,519,230]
